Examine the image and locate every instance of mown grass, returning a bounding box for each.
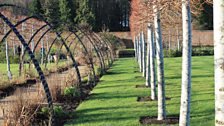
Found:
[65,56,214,126]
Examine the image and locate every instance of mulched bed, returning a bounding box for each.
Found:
[137,96,171,102]
[34,83,95,125]
[140,116,179,125]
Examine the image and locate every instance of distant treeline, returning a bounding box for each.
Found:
[0,0,130,32]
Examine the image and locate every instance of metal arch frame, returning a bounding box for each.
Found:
[32,28,51,55]
[55,32,74,66]
[74,26,106,75]
[0,16,37,43]
[20,27,51,71]
[88,32,108,70]
[91,33,111,68]
[44,32,62,68]
[68,32,83,49]
[0,9,82,86]
[69,30,97,86]
[0,13,54,126]
[93,33,113,65]
[98,34,115,63]
[56,31,97,86]
[96,33,115,61]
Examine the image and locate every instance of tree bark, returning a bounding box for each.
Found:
[214,0,224,126]
[148,24,157,100]
[4,22,12,80]
[179,0,192,126]
[154,5,166,120]
[138,34,143,72]
[134,36,137,61]
[146,30,150,86]
[142,32,146,77]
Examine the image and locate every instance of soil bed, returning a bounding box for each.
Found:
[140,116,179,125]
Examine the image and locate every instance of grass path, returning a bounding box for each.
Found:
[66,56,214,126]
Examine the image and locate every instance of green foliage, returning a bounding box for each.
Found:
[118,49,135,58]
[163,47,214,57]
[53,106,65,118]
[40,107,49,115]
[163,49,182,58]
[64,86,80,97]
[75,0,95,26]
[192,47,214,56]
[41,106,67,118]
[29,0,44,16]
[59,0,74,27]
[194,2,213,30]
[44,0,61,31]
[95,67,102,76]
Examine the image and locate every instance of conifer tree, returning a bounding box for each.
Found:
[75,0,95,26]
[45,0,61,31]
[30,0,44,16]
[59,0,74,28]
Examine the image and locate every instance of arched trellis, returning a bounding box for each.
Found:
[0,12,54,126]
[99,34,116,62]
[74,26,106,74]
[98,33,114,63]
[55,32,74,65]
[45,30,98,86]
[91,32,112,68]
[87,31,110,70]
[1,12,82,86]
[90,33,109,69]
[0,3,115,125]
[69,30,97,85]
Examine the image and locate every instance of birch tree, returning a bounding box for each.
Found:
[142,32,146,77]
[139,34,143,72]
[148,24,157,100]
[4,22,12,80]
[179,0,192,125]
[214,0,224,125]
[154,5,166,120]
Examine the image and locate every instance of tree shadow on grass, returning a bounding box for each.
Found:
[88,93,138,100]
[66,111,137,125]
[106,71,128,75]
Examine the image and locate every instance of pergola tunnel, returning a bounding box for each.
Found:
[0,4,115,126]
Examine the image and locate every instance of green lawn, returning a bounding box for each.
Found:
[65,56,214,126]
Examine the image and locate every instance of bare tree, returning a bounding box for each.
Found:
[179,0,192,125]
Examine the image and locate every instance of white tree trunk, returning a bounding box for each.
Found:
[148,24,157,100]
[46,34,50,63]
[142,32,146,77]
[179,0,192,126]
[214,0,224,126]
[136,36,139,62]
[139,34,143,72]
[154,5,166,120]
[4,22,12,80]
[146,30,150,86]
